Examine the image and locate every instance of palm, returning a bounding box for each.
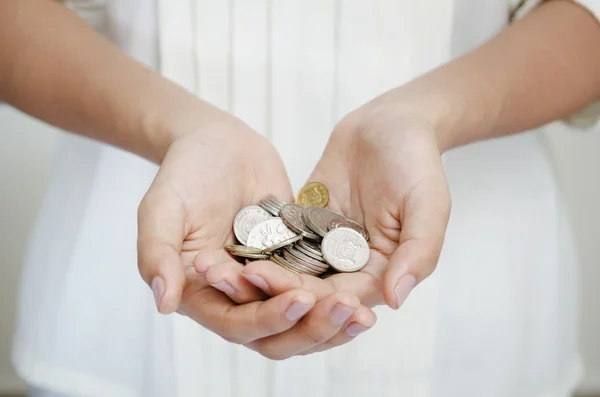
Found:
[138,126,293,315]
[304,117,450,307]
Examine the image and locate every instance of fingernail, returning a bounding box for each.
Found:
[394,274,417,309]
[345,323,369,337]
[211,281,236,296]
[330,304,355,325]
[151,276,165,310]
[285,302,312,321]
[243,274,269,291]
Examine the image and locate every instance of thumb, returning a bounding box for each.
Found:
[383,181,451,310]
[137,189,186,314]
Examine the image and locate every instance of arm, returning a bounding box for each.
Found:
[388,0,600,150]
[271,0,600,312]
[0,0,229,163]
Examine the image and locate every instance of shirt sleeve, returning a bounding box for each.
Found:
[510,0,600,129]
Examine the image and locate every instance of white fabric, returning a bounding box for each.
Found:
[11,0,595,396]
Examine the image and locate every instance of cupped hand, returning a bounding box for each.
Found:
[137,118,375,360]
[204,99,451,315]
[137,121,307,335]
[303,105,452,309]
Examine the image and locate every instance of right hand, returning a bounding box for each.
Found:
[137,118,375,359]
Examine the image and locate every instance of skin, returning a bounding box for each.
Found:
[203,0,600,356]
[1,0,600,359]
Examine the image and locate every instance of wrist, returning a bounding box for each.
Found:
[369,59,505,153]
[142,94,242,163]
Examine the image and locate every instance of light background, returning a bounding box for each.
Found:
[0,106,599,394]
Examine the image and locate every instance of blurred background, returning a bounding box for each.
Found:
[0,106,599,396]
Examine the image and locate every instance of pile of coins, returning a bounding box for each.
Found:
[225,182,370,277]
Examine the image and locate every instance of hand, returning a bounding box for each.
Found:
[200,95,450,355]
[137,118,375,360]
[302,103,452,309]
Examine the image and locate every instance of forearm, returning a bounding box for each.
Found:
[0,0,228,163]
[394,0,600,151]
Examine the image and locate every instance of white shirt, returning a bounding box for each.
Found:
[11,1,600,396]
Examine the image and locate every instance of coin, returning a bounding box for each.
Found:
[303,207,346,238]
[321,227,370,272]
[224,245,263,254]
[282,251,324,275]
[270,253,302,274]
[294,242,323,261]
[233,205,273,245]
[262,234,302,253]
[296,182,329,208]
[297,239,322,254]
[246,218,298,250]
[328,218,370,241]
[280,204,321,240]
[284,246,329,270]
[259,199,281,216]
[264,195,286,210]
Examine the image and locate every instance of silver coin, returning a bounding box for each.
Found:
[284,247,329,272]
[224,245,263,254]
[297,239,322,254]
[285,245,327,268]
[265,196,286,211]
[259,200,281,216]
[280,204,321,240]
[303,207,346,238]
[246,218,298,250]
[265,194,286,208]
[270,253,302,274]
[283,253,324,276]
[233,205,273,245]
[262,234,302,253]
[294,242,324,261]
[328,218,370,241]
[321,227,370,272]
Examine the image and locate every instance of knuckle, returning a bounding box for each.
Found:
[300,321,330,345]
[257,345,290,361]
[220,333,245,345]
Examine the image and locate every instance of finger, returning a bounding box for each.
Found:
[383,180,451,310]
[137,189,186,314]
[205,261,266,304]
[181,286,316,345]
[242,260,335,299]
[194,248,234,273]
[245,292,359,360]
[297,305,377,356]
[194,249,266,303]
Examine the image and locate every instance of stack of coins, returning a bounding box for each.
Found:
[225,183,370,277]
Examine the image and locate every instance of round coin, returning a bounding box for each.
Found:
[284,246,329,271]
[233,205,273,245]
[321,228,370,272]
[297,239,322,254]
[296,182,329,208]
[259,200,281,216]
[224,245,264,255]
[282,251,324,275]
[280,204,321,240]
[304,207,346,238]
[246,218,298,250]
[328,218,370,241]
[264,196,286,211]
[294,242,324,261]
[262,234,302,253]
[270,253,302,274]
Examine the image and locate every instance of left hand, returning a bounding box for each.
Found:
[301,102,452,309]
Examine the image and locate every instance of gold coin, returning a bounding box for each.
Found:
[295,182,329,208]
